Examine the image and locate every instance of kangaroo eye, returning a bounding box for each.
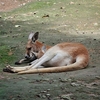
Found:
[27,48,31,50]
[35,51,38,53]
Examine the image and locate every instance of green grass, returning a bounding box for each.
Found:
[0,45,15,63]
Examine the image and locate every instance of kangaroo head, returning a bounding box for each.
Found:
[15,32,47,65]
[25,32,39,59]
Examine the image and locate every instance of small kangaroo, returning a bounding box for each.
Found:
[6,32,89,74]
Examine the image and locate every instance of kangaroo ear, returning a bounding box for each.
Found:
[28,32,39,42]
[32,32,39,42]
[41,45,47,53]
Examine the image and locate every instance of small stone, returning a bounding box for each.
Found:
[95,76,100,79]
[61,94,72,100]
[46,93,51,97]
[93,23,98,26]
[70,82,80,86]
[1,2,5,5]
[15,25,21,27]
[70,2,74,5]
[23,3,26,5]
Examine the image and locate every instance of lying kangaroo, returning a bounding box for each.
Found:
[6,32,89,74]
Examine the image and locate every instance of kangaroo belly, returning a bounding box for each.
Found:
[43,53,73,67]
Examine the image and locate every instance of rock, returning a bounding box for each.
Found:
[15,25,21,27]
[61,94,72,100]
[93,23,98,26]
[70,2,74,5]
[70,82,80,87]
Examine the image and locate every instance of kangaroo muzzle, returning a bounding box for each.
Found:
[15,53,37,65]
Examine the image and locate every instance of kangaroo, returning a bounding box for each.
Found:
[6,32,89,74]
[14,32,51,65]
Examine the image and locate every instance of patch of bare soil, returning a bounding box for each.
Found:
[0,0,32,12]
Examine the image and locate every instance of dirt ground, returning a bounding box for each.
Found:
[0,0,33,12]
[0,0,100,100]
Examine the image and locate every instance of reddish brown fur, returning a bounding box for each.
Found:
[26,40,51,59]
[58,42,89,59]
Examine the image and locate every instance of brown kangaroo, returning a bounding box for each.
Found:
[6,32,89,74]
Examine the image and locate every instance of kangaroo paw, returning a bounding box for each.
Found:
[6,65,16,72]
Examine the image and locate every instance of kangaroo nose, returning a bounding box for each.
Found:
[25,54,30,59]
[25,56,28,59]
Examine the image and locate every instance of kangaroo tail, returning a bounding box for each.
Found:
[18,61,88,74]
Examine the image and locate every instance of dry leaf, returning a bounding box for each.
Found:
[8,50,13,55]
